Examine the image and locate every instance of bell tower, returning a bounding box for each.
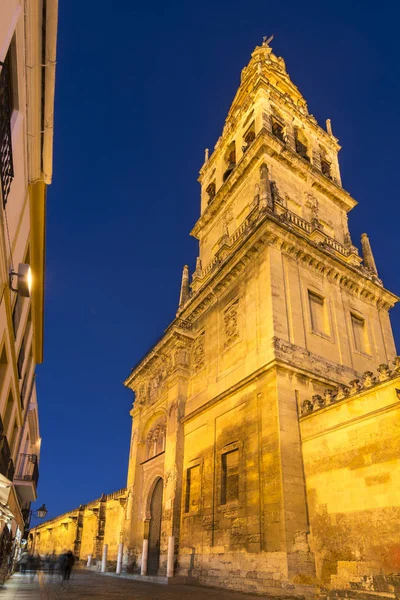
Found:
[175,37,398,584]
[188,36,397,379]
[125,38,399,590]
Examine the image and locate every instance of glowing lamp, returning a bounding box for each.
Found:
[35,504,48,519]
[9,263,32,297]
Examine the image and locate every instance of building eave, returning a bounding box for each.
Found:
[29,181,46,364]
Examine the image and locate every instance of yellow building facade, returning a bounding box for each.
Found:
[0,0,58,580]
[31,40,400,597]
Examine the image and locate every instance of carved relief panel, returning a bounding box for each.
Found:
[145,419,167,460]
[192,331,205,373]
[224,298,240,349]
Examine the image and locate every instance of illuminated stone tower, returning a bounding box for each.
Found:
[123,38,398,593]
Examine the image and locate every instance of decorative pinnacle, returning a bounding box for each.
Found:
[326,119,333,136]
[361,233,378,275]
[178,265,190,309]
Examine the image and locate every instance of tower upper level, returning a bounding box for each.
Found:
[191,38,358,273]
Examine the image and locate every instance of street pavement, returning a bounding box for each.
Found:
[1,569,265,599]
[0,572,45,599]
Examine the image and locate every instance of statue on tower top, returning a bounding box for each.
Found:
[262,34,274,47]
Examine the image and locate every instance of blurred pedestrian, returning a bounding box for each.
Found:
[58,552,66,579]
[48,551,57,576]
[44,553,50,572]
[61,550,75,581]
[28,553,40,582]
[19,550,29,575]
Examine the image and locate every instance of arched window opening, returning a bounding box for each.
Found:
[223,142,236,182]
[295,129,310,162]
[242,122,255,153]
[146,421,166,460]
[206,181,216,204]
[271,116,285,143]
[320,152,332,179]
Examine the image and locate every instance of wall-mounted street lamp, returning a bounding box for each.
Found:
[9,263,32,297]
[27,504,48,553]
[26,504,48,529]
[33,504,48,519]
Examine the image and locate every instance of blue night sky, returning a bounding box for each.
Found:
[34,0,400,520]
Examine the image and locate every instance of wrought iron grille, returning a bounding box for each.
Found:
[0,54,14,207]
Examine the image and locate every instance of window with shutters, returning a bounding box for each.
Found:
[185,464,201,513]
[308,291,329,336]
[0,345,8,399]
[12,294,24,337]
[351,313,367,353]
[221,449,239,504]
[0,45,16,206]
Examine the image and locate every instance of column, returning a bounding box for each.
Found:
[167,536,174,578]
[116,543,123,574]
[101,544,108,573]
[141,539,148,575]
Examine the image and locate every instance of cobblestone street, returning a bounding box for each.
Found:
[0,570,269,600]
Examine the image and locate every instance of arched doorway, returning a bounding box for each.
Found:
[147,478,163,574]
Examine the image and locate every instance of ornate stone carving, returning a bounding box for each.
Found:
[336,384,350,400]
[136,383,148,405]
[312,394,325,409]
[149,371,164,403]
[301,399,313,416]
[324,389,335,405]
[224,299,239,348]
[192,331,205,372]
[174,346,189,368]
[300,362,400,419]
[377,363,391,381]
[349,379,362,395]
[145,421,166,459]
[362,371,376,388]
[164,464,178,488]
[306,194,319,220]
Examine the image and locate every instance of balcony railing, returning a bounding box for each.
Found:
[15,454,39,488]
[0,54,14,206]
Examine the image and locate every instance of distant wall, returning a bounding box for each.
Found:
[30,488,127,564]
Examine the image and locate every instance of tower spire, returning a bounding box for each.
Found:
[178,265,190,309]
[361,233,378,275]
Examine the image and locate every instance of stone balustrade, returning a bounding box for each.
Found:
[194,202,362,290]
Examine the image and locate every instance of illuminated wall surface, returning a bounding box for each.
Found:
[0,0,57,578]
[31,39,400,597]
